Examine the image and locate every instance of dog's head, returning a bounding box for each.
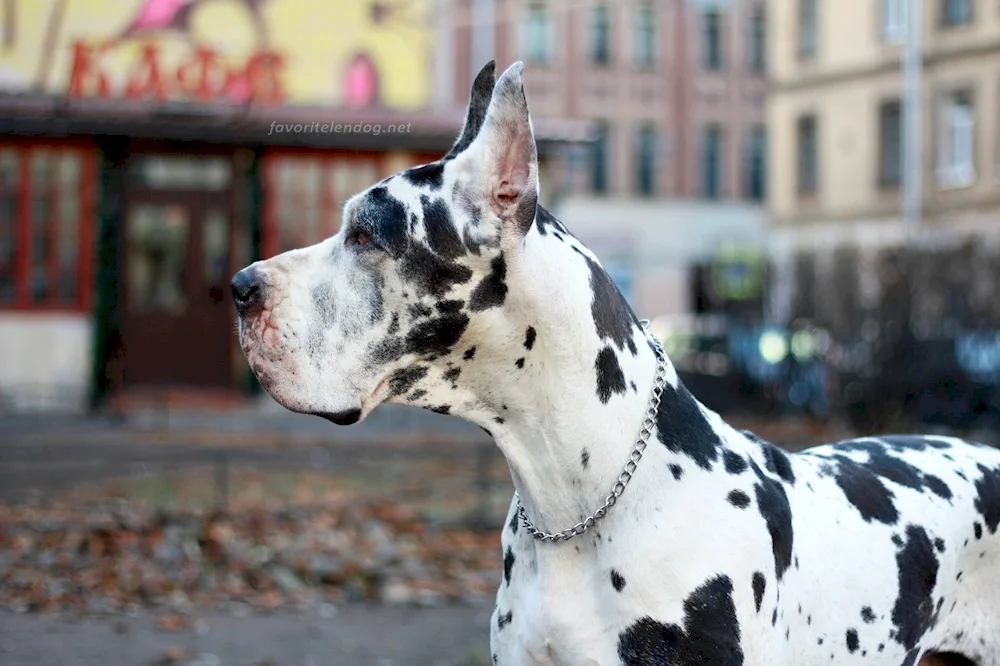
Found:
[232,61,564,425]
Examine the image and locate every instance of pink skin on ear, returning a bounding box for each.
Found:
[489,123,534,221]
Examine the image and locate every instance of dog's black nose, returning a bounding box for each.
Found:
[231,267,264,316]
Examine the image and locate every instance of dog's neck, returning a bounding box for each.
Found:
[453,225,733,540]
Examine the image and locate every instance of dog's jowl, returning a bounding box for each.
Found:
[232,61,1000,666]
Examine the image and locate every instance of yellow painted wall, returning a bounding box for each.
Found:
[0,0,431,109]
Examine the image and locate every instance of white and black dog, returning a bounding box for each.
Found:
[232,62,1000,666]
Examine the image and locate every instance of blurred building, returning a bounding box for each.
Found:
[0,0,586,413]
[441,0,770,320]
[767,0,1000,254]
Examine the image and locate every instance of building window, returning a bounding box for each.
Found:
[522,2,552,65]
[264,153,382,258]
[745,125,767,201]
[0,144,96,310]
[797,115,818,195]
[937,90,975,188]
[748,7,766,73]
[702,11,723,70]
[635,123,657,196]
[881,0,907,42]
[634,3,656,69]
[702,124,724,199]
[799,0,817,59]
[591,4,610,65]
[591,121,610,194]
[940,0,972,26]
[878,100,902,188]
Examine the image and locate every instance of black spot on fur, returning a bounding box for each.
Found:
[388,366,428,396]
[408,302,433,320]
[584,254,640,356]
[924,474,952,500]
[387,312,400,335]
[836,439,952,502]
[436,299,465,314]
[751,460,794,582]
[430,405,450,415]
[861,606,876,624]
[611,570,626,592]
[724,450,748,475]
[845,629,859,653]
[772,608,777,626]
[422,196,465,261]
[752,572,766,613]
[355,186,408,256]
[444,367,461,383]
[497,610,513,630]
[891,524,940,650]
[399,241,473,298]
[534,205,569,237]
[934,537,946,553]
[618,575,743,666]
[973,463,1000,534]
[503,547,515,586]
[581,449,590,469]
[409,389,427,401]
[368,335,406,365]
[669,464,683,481]
[595,346,627,403]
[524,326,537,350]
[464,346,476,361]
[727,490,751,509]
[973,522,983,540]
[831,455,899,524]
[655,383,722,470]
[515,358,525,369]
[508,510,519,534]
[445,60,496,159]
[469,255,508,311]
[404,162,445,189]
[405,314,469,357]
[494,416,504,424]
[762,443,796,484]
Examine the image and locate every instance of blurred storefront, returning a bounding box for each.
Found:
[0,0,588,414]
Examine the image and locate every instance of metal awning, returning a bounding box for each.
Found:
[0,94,594,155]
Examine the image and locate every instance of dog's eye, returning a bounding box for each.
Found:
[347,229,374,250]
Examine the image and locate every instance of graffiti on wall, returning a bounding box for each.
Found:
[0,0,431,109]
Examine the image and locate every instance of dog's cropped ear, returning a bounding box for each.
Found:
[474,62,539,241]
[444,60,496,159]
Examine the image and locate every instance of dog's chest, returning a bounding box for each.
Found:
[492,564,625,666]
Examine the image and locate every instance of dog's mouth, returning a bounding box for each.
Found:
[238,315,401,426]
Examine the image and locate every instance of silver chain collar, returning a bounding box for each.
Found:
[514,321,668,543]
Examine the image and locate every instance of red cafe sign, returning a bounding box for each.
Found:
[67,41,287,105]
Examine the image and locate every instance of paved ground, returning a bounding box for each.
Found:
[0,605,495,666]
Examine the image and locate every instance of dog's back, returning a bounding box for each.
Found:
[775,434,1000,665]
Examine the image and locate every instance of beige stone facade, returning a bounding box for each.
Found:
[768,0,1000,246]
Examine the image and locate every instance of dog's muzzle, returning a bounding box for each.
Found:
[231,267,265,318]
